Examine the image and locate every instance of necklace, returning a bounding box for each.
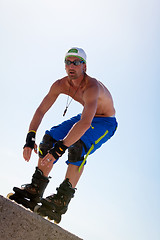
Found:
[63,74,85,117]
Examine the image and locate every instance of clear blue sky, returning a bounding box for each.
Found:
[0,1,160,239]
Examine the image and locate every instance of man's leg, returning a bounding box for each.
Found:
[64,139,86,187]
[12,134,56,202]
[39,142,85,217]
[37,134,57,177]
[65,164,84,188]
[38,157,54,177]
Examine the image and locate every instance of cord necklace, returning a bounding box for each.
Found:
[63,74,85,117]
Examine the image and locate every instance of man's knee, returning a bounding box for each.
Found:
[38,134,56,158]
[68,139,86,163]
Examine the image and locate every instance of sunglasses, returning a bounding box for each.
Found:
[65,59,84,66]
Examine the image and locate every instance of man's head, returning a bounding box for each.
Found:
[65,47,87,79]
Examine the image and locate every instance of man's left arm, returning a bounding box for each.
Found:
[41,83,99,166]
[63,83,99,147]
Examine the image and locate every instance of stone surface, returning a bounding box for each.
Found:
[0,195,82,240]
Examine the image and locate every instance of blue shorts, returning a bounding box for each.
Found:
[45,114,118,168]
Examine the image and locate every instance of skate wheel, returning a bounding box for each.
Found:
[7,193,14,199]
[34,205,41,213]
[48,215,60,224]
[53,213,61,224]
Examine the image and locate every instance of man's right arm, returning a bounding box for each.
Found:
[23,80,61,161]
[29,81,61,131]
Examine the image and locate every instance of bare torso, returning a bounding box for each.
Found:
[59,74,115,117]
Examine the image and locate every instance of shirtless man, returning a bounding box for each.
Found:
[11,48,118,222]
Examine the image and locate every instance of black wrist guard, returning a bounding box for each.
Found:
[24,131,36,149]
[49,140,68,160]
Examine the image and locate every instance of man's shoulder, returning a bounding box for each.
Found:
[56,76,68,84]
[51,77,68,87]
[85,75,99,89]
[50,76,68,94]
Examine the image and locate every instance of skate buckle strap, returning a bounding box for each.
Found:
[78,129,109,172]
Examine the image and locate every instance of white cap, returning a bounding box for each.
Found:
[65,47,87,63]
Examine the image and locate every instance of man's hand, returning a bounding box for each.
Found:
[23,143,37,162]
[40,152,55,166]
[23,130,37,161]
[40,141,68,166]
[38,152,55,177]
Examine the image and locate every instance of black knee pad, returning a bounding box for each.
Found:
[68,139,86,163]
[39,134,56,158]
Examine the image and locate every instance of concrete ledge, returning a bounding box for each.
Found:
[0,195,82,240]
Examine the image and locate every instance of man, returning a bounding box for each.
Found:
[11,47,118,222]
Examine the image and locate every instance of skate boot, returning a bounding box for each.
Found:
[8,167,50,210]
[35,178,75,223]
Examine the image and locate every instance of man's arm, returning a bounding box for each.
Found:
[29,81,61,131]
[63,82,99,147]
[23,80,61,161]
[40,81,100,168]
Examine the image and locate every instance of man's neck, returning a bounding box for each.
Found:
[68,73,86,88]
